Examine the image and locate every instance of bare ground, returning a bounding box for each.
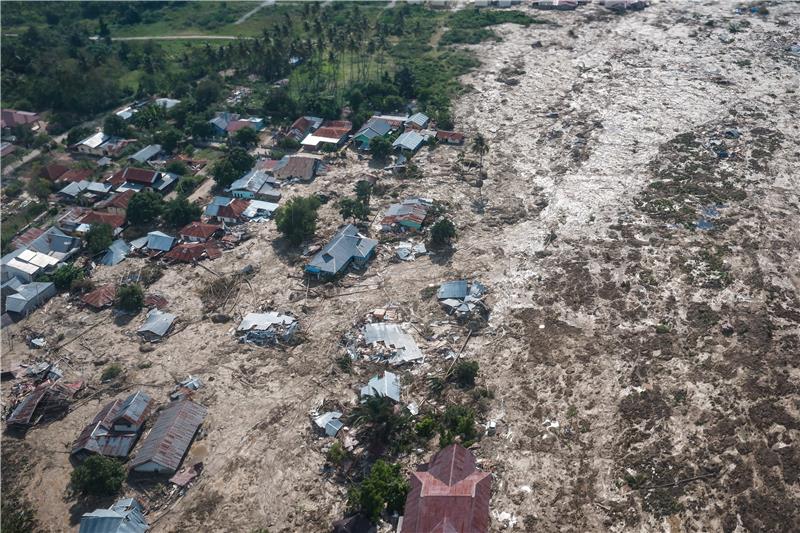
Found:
[2,1,799,532]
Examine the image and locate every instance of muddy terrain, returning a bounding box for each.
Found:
[2,1,799,532]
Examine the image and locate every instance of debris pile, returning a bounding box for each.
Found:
[314,411,344,437]
[341,306,425,365]
[138,309,177,342]
[171,376,202,401]
[236,311,298,346]
[437,280,489,319]
[359,371,401,403]
[394,241,427,262]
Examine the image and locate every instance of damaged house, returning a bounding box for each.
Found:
[137,309,177,341]
[79,497,149,533]
[362,322,424,365]
[360,371,401,403]
[237,311,298,346]
[437,280,488,318]
[381,198,432,232]
[306,224,378,279]
[130,399,208,474]
[226,168,282,203]
[6,381,76,429]
[71,390,154,462]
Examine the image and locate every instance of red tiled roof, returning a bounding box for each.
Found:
[101,189,135,210]
[401,445,492,533]
[163,242,221,263]
[216,199,249,220]
[41,164,69,181]
[80,211,126,229]
[291,116,313,132]
[313,126,350,140]
[1,109,39,129]
[179,221,221,240]
[59,168,94,183]
[144,294,168,309]
[226,120,257,133]
[81,284,117,310]
[109,167,158,186]
[257,159,280,171]
[436,130,465,143]
[11,227,45,250]
[323,120,352,130]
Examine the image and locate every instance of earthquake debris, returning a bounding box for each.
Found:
[236,311,298,346]
[380,198,432,232]
[394,241,427,262]
[71,390,154,461]
[359,371,401,403]
[314,411,344,437]
[81,283,117,310]
[6,380,78,429]
[171,375,202,401]
[363,322,424,365]
[170,462,204,488]
[137,309,177,341]
[437,280,489,319]
[79,498,149,533]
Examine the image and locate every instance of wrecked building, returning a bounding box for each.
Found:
[137,309,177,341]
[380,198,432,232]
[360,371,401,403]
[363,323,424,365]
[237,311,298,346]
[71,390,154,462]
[314,411,344,437]
[306,225,378,279]
[437,280,488,318]
[130,399,208,474]
[6,380,76,429]
[78,497,149,533]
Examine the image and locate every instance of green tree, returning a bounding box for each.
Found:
[274,195,321,246]
[116,284,144,312]
[439,404,477,447]
[67,126,93,146]
[103,114,129,137]
[26,178,53,201]
[369,136,392,160]
[50,263,84,291]
[126,191,163,226]
[165,160,188,175]
[338,197,370,223]
[190,118,214,140]
[354,180,372,205]
[450,360,479,388]
[430,218,456,246]
[471,134,489,169]
[163,197,201,227]
[85,223,113,254]
[70,456,125,497]
[156,127,182,153]
[348,460,409,523]
[233,127,259,149]
[195,79,221,110]
[277,137,301,151]
[212,147,255,188]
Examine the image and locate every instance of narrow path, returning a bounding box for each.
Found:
[235,0,274,25]
[103,35,250,41]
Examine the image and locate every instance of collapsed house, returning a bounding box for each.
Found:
[362,323,424,365]
[81,284,117,310]
[236,311,298,346]
[380,198,432,232]
[436,280,488,318]
[71,390,154,462]
[137,309,177,342]
[99,239,131,266]
[314,411,344,437]
[4,282,56,315]
[130,399,208,474]
[163,242,221,263]
[306,225,378,279]
[399,444,491,533]
[78,497,149,533]
[360,371,401,403]
[130,231,176,254]
[6,380,76,429]
[226,168,282,203]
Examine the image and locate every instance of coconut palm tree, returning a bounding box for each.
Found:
[471,134,489,170]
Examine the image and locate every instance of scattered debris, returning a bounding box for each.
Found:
[314,411,344,437]
[237,311,298,346]
[437,280,489,319]
[137,309,177,342]
[363,322,424,365]
[359,371,401,402]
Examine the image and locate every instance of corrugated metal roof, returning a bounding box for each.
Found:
[114,390,153,428]
[400,445,492,533]
[79,497,148,533]
[359,371,401,402]
[137,309,176,338]
[146,231,175,252]
[437,281,469,300]
[406,112,429,127]
[100,239,130,266]
[130,400,207,473]
[307,225,378,276]
[393,131,425,151]
[128,144,162,163]
[71,391,153,459]
[81,284,117,309]
[363,323,424,365]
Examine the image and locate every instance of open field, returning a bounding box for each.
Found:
[2,1,799,532]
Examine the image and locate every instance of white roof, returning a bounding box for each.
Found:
[242,200,279,219]
[26,252,59,268]
[79,131,109,148]
[7,258,40,275]
[301,134,342,147]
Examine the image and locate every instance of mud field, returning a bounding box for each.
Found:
[3,1,799,531]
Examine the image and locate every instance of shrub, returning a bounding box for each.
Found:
[430,218,456,246]
[85,223,113,254]
[326,441,348,466]
[70,456,125,497]
[347,460,408,523]
[50,263,84,291]
[338,197,370,222]
[439,405,477,447]
[101,363,123,381]
[116,284,144,312]
[165,160,189,175]
[451,360,479,388]
[274,195,321,246]
[415,416,437,440]
[277,137,301,151]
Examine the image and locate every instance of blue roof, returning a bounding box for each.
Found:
[146,231,175,252]
[393,131,425,151]
[355,118,391,140]
[307,224,378,276]
[407,112,429,127]
[28,226,81,256]
[79,498,148,533]
[437,280,469,300]
[227,168,272,194]
[204,196,234,217]
[100,239,130,266]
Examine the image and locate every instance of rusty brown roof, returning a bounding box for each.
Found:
[81,284,117,310]
[400,445,492,533]
[130,400,207,473]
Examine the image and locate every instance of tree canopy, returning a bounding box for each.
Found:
[431,217,456,246]
[163,197,201,227]
[70,456,125,497]
[369,136,392,161]
[212,147,255,188]
[85,223,113,254]
[274,196,321,246]
[126,191,163,226]
[338,197,370,223]
[116,284,144,312]
[347,460,409,523]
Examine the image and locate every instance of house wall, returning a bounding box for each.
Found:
[231,190,255,200]
[132,460,172,474]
